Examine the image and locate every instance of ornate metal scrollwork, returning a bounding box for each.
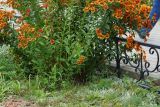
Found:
[120,48,141,72]
[115,37,160,81]
[144,47,160,72]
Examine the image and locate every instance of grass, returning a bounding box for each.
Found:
[0,75,160,107]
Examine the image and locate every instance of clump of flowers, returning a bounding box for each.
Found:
[84,0,153,39]
[126,35,134,49]
[125,34,147,61]
[96,28,110,39]
[113,8,123,19]
[83,0,108,12]
[114,25,125,36]
[16,23,42,48]
[0,9,15,30]
[84,0,153,61]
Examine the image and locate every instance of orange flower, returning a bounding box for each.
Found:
[76,55,86,65]
[17,34,33,48]
[0,10,15,29]
[50,39,55,45]
[38,28,43,33]
[114,26,125,36]
[83,3,97,13]
[17,23,41,48]
[17,23,35,33]
[0,21,7,30]
[113,9,123,19]
[26,8,31,16]
[139,4,151,18]
[83,0,108,13]
[134,43,142,52]
[96,28,110,39]
[126,35,134,49]
[118,27,124,36]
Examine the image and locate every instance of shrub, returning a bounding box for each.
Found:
[0,0,152,89]
[83,0,153,61]
[0,0,113,89]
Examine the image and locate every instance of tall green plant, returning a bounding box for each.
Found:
[0,0,114,89]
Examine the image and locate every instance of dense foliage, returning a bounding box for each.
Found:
[1,0,160,106]
[83,0,155,60]
[0,0,112,89]
[0,0,152,89]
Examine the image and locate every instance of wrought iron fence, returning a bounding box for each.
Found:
[115,37,160,81]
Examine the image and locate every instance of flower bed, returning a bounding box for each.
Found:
[0,0,154,88]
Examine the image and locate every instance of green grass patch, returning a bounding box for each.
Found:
[0,76,160,107]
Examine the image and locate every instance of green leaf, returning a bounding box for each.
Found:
[0,66,5,70]
[39,41,45,46]
[65,46,70,54]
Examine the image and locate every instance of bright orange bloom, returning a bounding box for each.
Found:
[96,28,110,39]
[83,0,108,13]
[113,9,123,19]
[17,23,35,33]
[139,4,151,18]
[114,26,125,36]
[126,35,134,49]
[76,55,86,65]
[17,34,36,48]
[26,8,31,17]
[134,43,142,52]
[50,39,55,45]
[0,9,15,29]
[17,23,41,48]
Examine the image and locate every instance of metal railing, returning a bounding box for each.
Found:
[115,37,160,81]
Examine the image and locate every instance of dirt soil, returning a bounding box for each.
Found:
[0,96,37,107]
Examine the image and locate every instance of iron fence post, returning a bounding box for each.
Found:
[139,50,144,80]
[115,37,121,78]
